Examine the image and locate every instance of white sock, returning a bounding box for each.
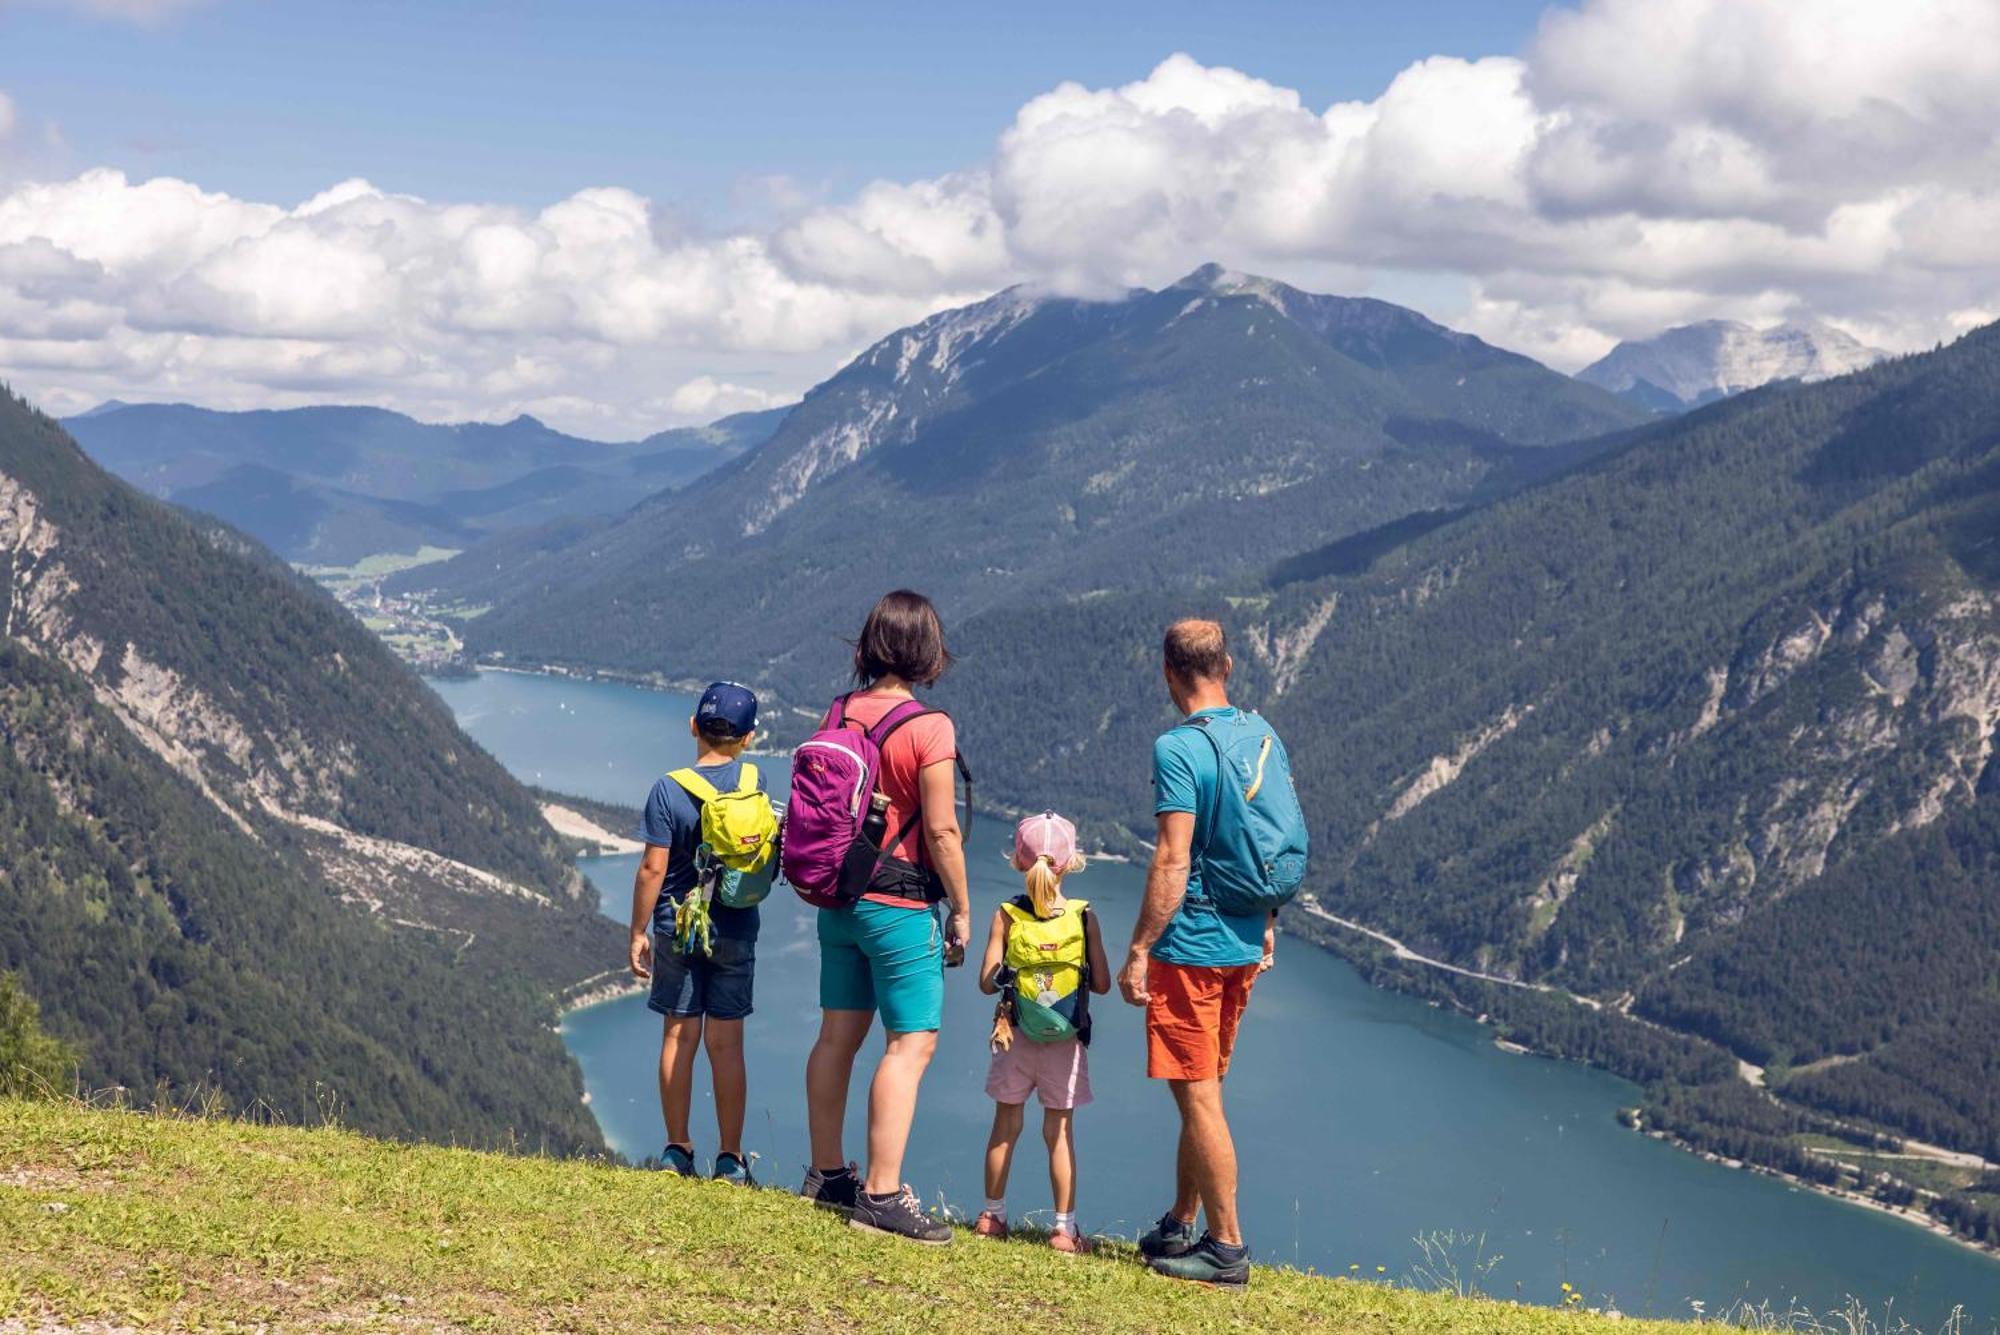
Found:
[983,1197,1006,1221]
[1053,1210,1077,1236]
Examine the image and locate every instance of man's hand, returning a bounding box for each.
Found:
[1118,947,1151,1007]
[628,929,653,981]
[1260,917,1277,974]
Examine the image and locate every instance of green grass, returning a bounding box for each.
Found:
[0,1099,1690,1333]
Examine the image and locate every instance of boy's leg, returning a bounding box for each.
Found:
[984,1102,1026,1201]
[702,935,756,1159]
[1043,1108,1077,1216]
[647,934,706,1154]
[703,1018,746,1156]
[657,1015,703,1150]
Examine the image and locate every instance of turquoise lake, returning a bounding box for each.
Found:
[431,668,2000,1326]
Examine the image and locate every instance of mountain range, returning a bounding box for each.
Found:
[0,387,620,1152]
[62,401,788,565]
[1578,319,1888,412]
[400,264,1647,683]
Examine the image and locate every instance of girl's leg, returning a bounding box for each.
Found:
[984,1101,1027,1201]
[805,1009,873,1170]
[1043,1108,1078,1216]
[658,1015,703,1149]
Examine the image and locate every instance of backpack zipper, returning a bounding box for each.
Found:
[796,738,870,818]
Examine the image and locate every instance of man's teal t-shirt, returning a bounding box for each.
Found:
[1150,706,1267,969]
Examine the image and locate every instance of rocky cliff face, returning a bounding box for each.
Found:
[1579,319,1887,411]
[2,462,589,935]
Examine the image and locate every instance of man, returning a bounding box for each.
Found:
[1118,619,1279,1287]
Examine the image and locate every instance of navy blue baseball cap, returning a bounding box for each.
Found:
[695,681,758,736]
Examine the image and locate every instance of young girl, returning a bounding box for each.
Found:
[974,812,1110,1253]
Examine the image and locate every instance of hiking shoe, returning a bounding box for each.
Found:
[1148,1232,1250,1287]
[801,1162,860,1214]
[713,1151,754,1186]
[850,1185,952,1246]
[973,1210,1009,1240]
[1049,1228,1094,1256]
[658,1144,697,1177]
[1137,1210,1197,1259]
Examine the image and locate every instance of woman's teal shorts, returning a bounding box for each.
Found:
[817,900,943,1033]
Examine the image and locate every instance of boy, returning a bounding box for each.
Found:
[627,681,767,1182]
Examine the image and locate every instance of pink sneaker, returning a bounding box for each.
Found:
[974,1211,1009,1240]
[1049,1229,1094,1256]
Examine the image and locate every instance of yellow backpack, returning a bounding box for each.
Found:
[668,763,780,909]
[1000,896,1092,1044]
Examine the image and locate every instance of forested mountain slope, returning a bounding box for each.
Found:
[401,264,1643,685]
[936,325,2000,1158]
[65,402,785,564]
[0,388,613,1152]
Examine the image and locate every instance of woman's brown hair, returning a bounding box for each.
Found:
[853,589,954,687]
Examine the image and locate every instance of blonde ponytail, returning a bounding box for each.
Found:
[1020,850,1088,918]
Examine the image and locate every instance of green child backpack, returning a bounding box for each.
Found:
[668,762,780,909]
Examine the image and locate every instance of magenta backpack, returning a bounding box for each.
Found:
[782,693,970,909]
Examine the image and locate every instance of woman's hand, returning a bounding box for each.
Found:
[944,909,972,966]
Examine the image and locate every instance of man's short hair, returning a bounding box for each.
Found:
[696,716,750,742]
[1163,618,1230,683]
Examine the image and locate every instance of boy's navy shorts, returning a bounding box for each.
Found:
[648,932,755,1020]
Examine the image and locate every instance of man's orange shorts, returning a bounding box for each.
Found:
[1145,957,1260,1081]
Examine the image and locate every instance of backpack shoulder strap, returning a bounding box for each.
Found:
[1173,718,1232,876]
[667,767,721,805]
[864,696,933,747]
[829,693,853,730]
[735,761,760,794]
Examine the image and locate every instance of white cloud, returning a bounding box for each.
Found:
[666,375,790,418]
[5,0,2000,432]
[0,93,16,142]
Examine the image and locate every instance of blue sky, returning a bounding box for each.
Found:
[0,0,1989,434]
[4,0,1550,220]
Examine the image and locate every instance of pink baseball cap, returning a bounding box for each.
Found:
[1012,811,1078,871]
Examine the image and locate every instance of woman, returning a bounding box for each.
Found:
[799,590,972,1245]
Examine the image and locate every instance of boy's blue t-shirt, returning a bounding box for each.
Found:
[1149,706,1267,969]
[639,759,760,943]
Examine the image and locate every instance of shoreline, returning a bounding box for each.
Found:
[540,801,644,856]
[557,969,645,1017]
[1631,1123,2000,1264]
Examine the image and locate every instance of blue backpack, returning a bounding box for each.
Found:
[1182,710,1309,915]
